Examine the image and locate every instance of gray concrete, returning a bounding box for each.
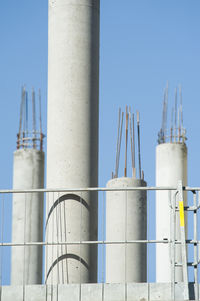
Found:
[106,177,147,283]
[11,149,44,285]
[156,143,187,282]
[46,0,100,283]
[1,283,198,300]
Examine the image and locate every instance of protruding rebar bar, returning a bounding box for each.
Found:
[132,113,136,178]
[116,112,124,178]
[179,85,183,140]
[39,89,42,134]
[161,96,166,143]
[25,91,28,138]
[137,111,141,179]
[174,87,177,142]
[170,107,174,143]
[164,82,169,138]
[124,106,128,177]
[32,88,36,148]
[17,87,25,149]
[115,108,121,178]
[19,87,24,136]
[142,170,144,180]
[22,88,26,143]
[39,89,43,151]
[178,107,180,142]
[129,107,135,178]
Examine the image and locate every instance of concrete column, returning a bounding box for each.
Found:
[46,0,99,283]
[11,149,44,285]
[106,177,147,283]
[156,142,187,282]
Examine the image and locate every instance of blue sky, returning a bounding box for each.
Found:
[0,0,200,284]
[0,1,200,188]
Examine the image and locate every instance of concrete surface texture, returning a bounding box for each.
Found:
[156,142,187,282]
[46,0,100,283]
[106,177,147,283]
[11,149,44,285]
[1,283,198,301]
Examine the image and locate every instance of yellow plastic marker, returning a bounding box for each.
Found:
[179,200,185,227]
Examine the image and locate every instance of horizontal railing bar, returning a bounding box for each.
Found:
[1,239,200,247]
[0,240,170,246]
[175,206,200,212]
[0,186,200,194]
[0,186,177,193]
[176,262,200,267]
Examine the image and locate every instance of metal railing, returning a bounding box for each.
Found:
[0,184,199,300]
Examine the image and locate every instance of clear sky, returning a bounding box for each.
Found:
[0,0,200,284]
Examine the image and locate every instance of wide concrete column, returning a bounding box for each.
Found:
[106,177,147,283]
[156,142,187,282]
[11,149,44,285]
[46,0,99,283]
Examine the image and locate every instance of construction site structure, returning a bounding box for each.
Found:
[106,177,147,283]
[46,0,100,283]
[11,87,44,284]
[106,107,147,283]
[156,86,187,282]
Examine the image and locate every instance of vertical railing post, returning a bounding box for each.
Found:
[193,191,199,300]
[177,180,189,300]
[171,190,176,300]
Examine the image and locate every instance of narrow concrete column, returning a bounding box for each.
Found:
[11,149,44,285]
[156,142,187,282]
[46,0,99,283]
[106,177,147,283]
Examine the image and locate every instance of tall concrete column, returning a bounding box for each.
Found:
[11,149,44,285]
[156,142,187,282]
[106,177,147,283]
[46,0,100,283]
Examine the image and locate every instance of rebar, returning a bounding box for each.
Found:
[16,87,44,150]
[124,106,128,177]
[115,108,121,178]
[137,111,142,179]
[129,107,135,178]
